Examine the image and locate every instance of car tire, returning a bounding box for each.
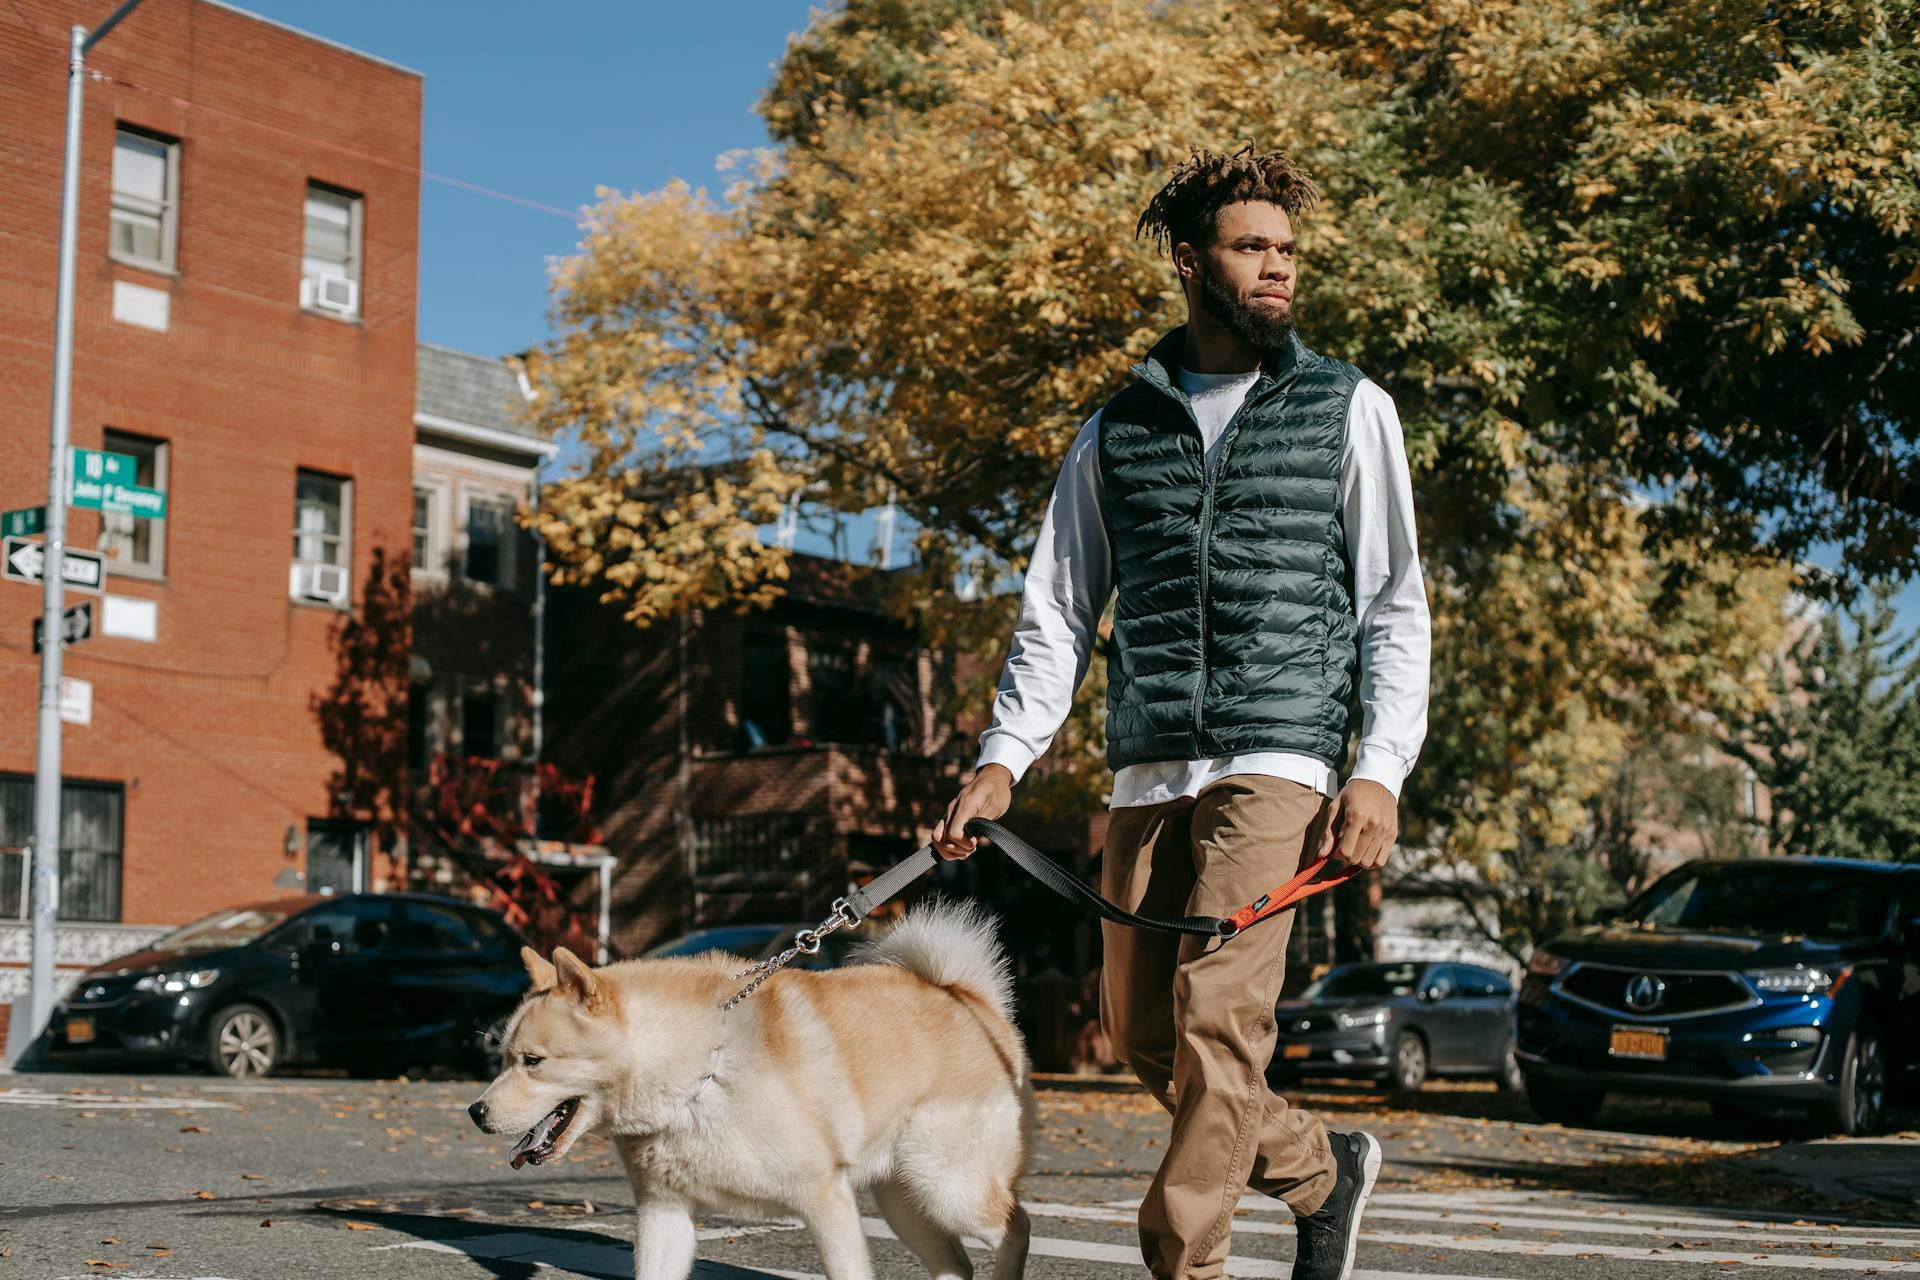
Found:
[1524,1074,1604,1126]
[1495,1043,1525,1093]
[206,1003,280,1079]
[1391,1031,1428,1093]
[1818,1029,1887,1137]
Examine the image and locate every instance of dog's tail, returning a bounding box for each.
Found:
[866,900,1015,1023]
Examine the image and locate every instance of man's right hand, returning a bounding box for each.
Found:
[931,763,1014,860]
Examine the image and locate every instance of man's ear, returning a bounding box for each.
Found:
[1172,239,1199,283]
[521,946,557,992]
[552,947,608,1012]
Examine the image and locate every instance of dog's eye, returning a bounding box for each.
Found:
[522,1055,544,1069]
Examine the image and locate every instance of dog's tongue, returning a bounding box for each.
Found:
[506,1106,562,1170]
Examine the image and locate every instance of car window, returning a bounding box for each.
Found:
[1424,967,1457,999]
[402,902,486,953]
[465,909,522,951]
[298,899,391,956]
[1301,963,1421,1000]
[1455,966,1509,998]
[1628,863,1894,942]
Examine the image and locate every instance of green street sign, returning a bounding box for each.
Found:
[72,448,136,488]
[71,479,166,519]
[1,506,44,539]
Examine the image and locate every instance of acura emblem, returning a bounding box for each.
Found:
[1624,974,1666,1013]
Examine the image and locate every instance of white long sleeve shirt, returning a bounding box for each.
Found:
[977,368,1432,807]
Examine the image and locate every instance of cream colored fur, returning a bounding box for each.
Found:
[470,902,1033,1280]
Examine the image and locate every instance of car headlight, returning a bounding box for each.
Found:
[1336,1007,1390,1029]
[1526,948,1567,978]
[133,969,220,995]
[1746,965,1848,996]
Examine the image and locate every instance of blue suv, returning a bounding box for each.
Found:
[1517,858,1920,1135]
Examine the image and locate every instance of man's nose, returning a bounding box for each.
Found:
[468,1100,490,1130]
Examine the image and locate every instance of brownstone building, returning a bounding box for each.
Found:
[0,0,420,1018]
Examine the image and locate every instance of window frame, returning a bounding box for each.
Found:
[411,479,450,580]
[458,486,519,590]
[96,429,168,579]
[290,469,353,608]
[301,181,365,321]
[460,685,502,761]
[109,125,180,274]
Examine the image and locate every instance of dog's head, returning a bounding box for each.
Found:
[467,945,627,1169]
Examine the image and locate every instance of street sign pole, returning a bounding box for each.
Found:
[27,24,89,1048]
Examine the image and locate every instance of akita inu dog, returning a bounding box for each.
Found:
[469,902,1033,1280]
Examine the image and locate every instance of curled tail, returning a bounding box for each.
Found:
[865,899,1015,1023]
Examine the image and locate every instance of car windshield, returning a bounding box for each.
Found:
[1625,864,1894,943]
[1301,963,1421,1000]
[151,906,292,952]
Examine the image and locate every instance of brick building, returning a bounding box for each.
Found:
[0,0,421,1021]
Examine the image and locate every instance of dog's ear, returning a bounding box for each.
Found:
[551,946,608,1012]
[522,946,557,992]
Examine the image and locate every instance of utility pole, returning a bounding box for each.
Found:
[25,0,149,1052]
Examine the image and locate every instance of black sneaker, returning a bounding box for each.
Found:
[1292,1130,1382,1280]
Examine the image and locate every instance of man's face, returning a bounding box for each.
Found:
[1181,201,1298,350]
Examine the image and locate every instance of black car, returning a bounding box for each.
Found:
[641,923,792,961]
[48,892,533,1079]
[1268,960,1524,1092]
[1517,858,1920,1135]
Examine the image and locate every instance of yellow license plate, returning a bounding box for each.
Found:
[1609,1026,1667,1060]
[65,1017,95,1045]
[1282,1043,1311,1060]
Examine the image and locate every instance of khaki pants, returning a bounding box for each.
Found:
[1100,775,1337,1280]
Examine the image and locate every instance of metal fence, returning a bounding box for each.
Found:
[0,773,124,922]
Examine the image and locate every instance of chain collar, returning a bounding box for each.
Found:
[720,897,860,1011]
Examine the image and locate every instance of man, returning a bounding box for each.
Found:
[933,148,1431,1280]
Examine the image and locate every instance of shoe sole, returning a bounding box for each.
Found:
[1335,1131,1383,1280]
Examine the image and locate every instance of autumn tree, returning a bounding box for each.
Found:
[528,0,1914,905]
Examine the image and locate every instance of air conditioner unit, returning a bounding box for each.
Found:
[290,561,350,604]
[306,273,358,315]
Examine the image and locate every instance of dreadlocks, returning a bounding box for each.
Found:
[1135,146,1321,256]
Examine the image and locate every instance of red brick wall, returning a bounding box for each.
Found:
[0,1,420,926]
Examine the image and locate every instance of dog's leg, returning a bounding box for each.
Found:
[992,1202,1030,1280]
[875,1177,972,1280]
[801,1173,875,1280]
[632,1193,697,1280]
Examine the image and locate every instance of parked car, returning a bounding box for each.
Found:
[641,923,791,961]
[1517,857,1920,1135]
[47,892,532,1080]
[1267,960,1523,1092]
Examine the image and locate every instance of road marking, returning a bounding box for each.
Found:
[379,1231,820,1278]
[0,1088,236,1110]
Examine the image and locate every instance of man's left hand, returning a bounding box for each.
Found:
[1318,778,1398,870]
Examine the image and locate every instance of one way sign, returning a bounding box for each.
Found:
[33,601,93,654]
[2,536,105,594]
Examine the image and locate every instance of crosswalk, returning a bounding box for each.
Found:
[370,1184,1920,1278]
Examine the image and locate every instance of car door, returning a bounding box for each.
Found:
[1415,965,1469,1070]
[1453,965,1515,1072]
[1893,871,1920,1086]
[292,897,400,1059]
[391,900,494,1062]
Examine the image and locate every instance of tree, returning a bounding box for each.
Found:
[528,0,1906,876]
[1727,586,1920,861]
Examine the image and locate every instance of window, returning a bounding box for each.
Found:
[739,634,791,750]
[401,901,485,953]
[296,898,390,956]
[97,429,167,576]
[1454,966,1511,998]
[110,127,178,270]
[291,470,351,604]
[407,681,432,772]
[412,487,433,571]
[463,495,515,587]
[302,182,362,318]
[808,645,857,742]
[462,688,500,760]
[0,774,123,922]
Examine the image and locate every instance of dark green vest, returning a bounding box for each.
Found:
[1099,327,1363,771]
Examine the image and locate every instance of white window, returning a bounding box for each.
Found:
[110,127,179,271]
[290,470,351,605]
[301,183,362,319]
[462,494,516,588]
[97,429,167,578]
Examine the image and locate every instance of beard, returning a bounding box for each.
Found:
[1197,261,1295,352]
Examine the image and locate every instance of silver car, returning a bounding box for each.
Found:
[1267,960,1524,1092]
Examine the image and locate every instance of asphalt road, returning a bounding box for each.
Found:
[2,1070,1917,1280]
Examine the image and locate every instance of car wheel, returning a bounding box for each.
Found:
[1524,1074,1604,1126]
[1819,1029,1887,1137]
[1391,1031,1428,1092]
[207,1003,280,1079]
[1495,1043,1525,1093]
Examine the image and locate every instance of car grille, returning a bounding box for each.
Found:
[67,975,138,1007]
[1558,964,1754,1019]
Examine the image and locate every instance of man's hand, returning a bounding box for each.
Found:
[931,764,1014,860]
[1318,778,1398,870]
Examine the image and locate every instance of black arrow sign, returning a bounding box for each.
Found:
[32,601,94,654]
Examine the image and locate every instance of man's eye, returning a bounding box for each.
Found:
[523,1055,544,1069]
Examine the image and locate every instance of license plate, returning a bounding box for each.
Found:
[1609,1026,1667,1060]
[65,1017,95,1045]
[1282,1043,1311,1060]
